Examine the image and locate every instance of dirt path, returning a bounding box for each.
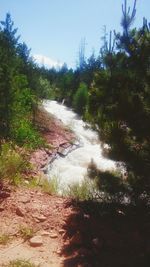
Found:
[0,186,149,267]
[0,187,74,267]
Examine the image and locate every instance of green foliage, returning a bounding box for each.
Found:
[11,119,45,149]
[19,226,34,240]
[0,143,28,184]
[26,175,59,195]
[26,177,39,188]
[88,161,127,203]
[0,13,45,149]
[7,74,44,148]
[73,82,88,115]
[41,176,59,195]
[64,178,97,201]
[87,1,150,205]
[37,76,55,99]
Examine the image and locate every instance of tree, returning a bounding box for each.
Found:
[73,82,88,115]
[37,76,55,99]
[0,13,42,147]
[88,0,150,205]
[0,13,19,137]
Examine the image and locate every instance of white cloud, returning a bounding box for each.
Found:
[33,54,63,69]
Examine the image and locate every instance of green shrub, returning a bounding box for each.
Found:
[0,143,28,184]
[41,176,59,195]
[11,119,45,149]
[87,160,128,203]
[26,175,59,195]
[26,177,40,188]
[64,178,97,201]
[19,226,34,240]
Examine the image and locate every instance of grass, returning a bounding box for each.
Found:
[0,142,29,185]
[0,233,10,245]
[64,178,97,201]
[41,176,59,195]
[2,259,40,267]
[26,177,39,188]
[19,226,34,240]
[26,174,59,195]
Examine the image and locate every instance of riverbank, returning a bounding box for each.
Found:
[29,105,78,176]
[0,104,149,267]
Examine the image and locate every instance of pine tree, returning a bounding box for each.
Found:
[0,13,19,137]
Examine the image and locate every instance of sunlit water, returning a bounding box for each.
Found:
[43,100,116,191]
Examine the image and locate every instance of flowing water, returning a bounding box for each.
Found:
[43,100,116,191]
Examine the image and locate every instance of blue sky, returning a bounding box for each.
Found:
[0,0,149,68]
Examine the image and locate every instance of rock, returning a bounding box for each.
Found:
[29,235,43,247]
[35,215,47,222]
[58,146,72,156]
[36,192,43,196]
[55,249,61,255]
[50,232,58,238]
[20,197,30,204]
[40,231,50,236]
[39,248,45,252]
[58,147,65,156]
[45,148,52,155]
[59,229,65,234]
[61,142,70,148]
[16,207,25,217]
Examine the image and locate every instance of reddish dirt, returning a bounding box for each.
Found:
[0,186,73,267]
[29,106,76,174]
[0,185,149,267]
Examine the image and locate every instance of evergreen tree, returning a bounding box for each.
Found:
[88,0,150,205]
[73,82,88,115]
[0,13,19,137]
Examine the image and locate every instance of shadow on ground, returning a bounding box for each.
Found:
[61,200,150,267]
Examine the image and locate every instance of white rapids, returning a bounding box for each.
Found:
[43,100,116,191]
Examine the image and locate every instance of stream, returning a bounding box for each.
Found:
[43,100,116,192]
